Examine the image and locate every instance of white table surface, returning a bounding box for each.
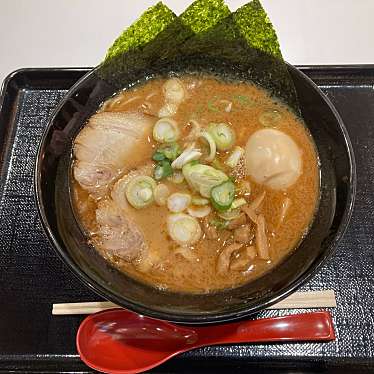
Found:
[1,0,374,84]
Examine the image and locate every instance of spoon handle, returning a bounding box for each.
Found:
[196,312,335,345]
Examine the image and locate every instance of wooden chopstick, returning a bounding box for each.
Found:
[52,290,336,315]
[269,290,336,309]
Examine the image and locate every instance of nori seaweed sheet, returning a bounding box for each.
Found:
[234,0,282,59]
[105,2,177,61]
[180,0,230,33]
[98,0,230,88]
[97,0,299,113]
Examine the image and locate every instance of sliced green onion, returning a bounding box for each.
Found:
[188,160,200,166]
[207,123,235,151]
[225,146,244,168]
[153,143,181,162]
[153,118,180,143]
[233,94,255,107]
[161,142,181,160]
[158,79,185,118]
[187,205,211,218]
[154,184,170,206]
[158,102,178,118]
[167,170,185,184]
[167,213,202,245]
[167,193,191,213]
[220,99,233,113]
[154,160,173,180]
[208,97,234,113]
[210,218,229,229]
[125,176,156,209]
[192,196,209,206]
[198,130,216,162]
[171,144,202,169]
[207,95,220,112]
[231,198,247,209]
[182,163,228,198]
[218,208,242,221]
[259,109,282,127]
[163,78,185,104]
[210,180,235,212]
[152,151,166,161]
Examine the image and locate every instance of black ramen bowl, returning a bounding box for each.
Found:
[35,60,356,324]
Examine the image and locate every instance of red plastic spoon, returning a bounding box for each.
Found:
[76,309,335,374]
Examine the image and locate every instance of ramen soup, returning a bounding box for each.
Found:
[72,74,319,293]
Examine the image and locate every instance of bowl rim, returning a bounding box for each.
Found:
[34,64,356,323]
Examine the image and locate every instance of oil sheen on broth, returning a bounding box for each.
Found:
[72,75,319,294]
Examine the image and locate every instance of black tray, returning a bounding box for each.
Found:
[0,66,373,373]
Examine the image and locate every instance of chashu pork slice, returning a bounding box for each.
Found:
[95,199,147,262]
[73,112,154,198]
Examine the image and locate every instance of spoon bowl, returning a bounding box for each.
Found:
[77,309,335,374]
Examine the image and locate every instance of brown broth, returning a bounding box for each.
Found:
[72,75,319,294]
